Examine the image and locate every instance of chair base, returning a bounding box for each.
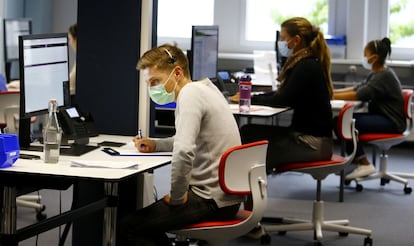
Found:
[16,195,47,221]
[348,154,412,194]
[262,200,372,244]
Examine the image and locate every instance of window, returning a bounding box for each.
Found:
[157,0,214,38]
[244,0,329,42]
[389,0,414,47]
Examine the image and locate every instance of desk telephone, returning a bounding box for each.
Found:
[58,106,99,140]
[216,71,239,96]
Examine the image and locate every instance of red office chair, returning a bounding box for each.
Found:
[261,103,373,246]
[347,89,413,194]
[171,140,269,246]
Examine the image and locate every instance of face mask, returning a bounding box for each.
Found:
[278,40,293,57]
[362,56,373,70]
[148,69,176,105]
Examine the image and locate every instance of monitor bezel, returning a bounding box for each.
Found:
[190,25,219,81]
[18,33,71,120]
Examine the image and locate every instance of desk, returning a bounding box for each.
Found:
[0,135,171,246]
[229,104,291,126]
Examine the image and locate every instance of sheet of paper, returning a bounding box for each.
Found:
[71,160,139,169]
[109,141,173,156]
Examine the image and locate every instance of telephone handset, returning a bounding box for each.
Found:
[58,106,99,140]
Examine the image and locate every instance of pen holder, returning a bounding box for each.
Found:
[0,134,20,168]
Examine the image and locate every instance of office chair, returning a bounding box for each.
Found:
[346,89,413,194]
[261,103,373,245]
[171,140,269,246]
[1,92,46,220]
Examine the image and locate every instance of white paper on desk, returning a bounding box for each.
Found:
[71,160,139,169]
[111,141,172,156]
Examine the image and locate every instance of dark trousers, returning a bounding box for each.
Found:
[335,113,401,159]
[118,189,240,246]
[240,124,333,173]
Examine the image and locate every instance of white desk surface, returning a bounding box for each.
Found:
[229,104,290,117]
[1,135,171,181]
[331,100,362,110]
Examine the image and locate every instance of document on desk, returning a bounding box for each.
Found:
[71,160,139,169]
[101,141,173,157]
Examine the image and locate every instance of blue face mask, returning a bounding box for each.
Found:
[148,69,176,105]
[278,40,293,57]
[362,56,374,70]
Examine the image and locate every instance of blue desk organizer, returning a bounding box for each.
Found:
[0,134,20,168]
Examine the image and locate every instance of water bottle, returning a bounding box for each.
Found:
[43,99,62,163]
[239,75,252,113]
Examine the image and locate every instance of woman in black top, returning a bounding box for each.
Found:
[239,17,334,173]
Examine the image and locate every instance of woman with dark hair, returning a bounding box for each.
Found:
[334,37,405,179]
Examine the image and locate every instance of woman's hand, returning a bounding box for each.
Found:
[132,136,156,152]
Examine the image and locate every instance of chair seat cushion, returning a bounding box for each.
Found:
[276,154,345,173]
[182,209,251,229]
[359,133,405,142]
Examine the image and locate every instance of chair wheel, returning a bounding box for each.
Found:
[380,178,390,186]
[339,232,348,237]
[356,184,363,192]
[36,205,46,213]
[260,233,271,244]
[364,237,373,246]
[36,212,47,221]
[404,186,412,194]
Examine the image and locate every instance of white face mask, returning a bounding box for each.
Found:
[362,56,374,70]
[278,40,293,57]
[148,69,177,105]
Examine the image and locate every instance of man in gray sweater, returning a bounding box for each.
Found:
[118,44,243,246]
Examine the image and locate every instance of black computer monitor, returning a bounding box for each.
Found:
[18,33,71,150]
[3,18,32,62]
[189,25,219,81]
[275,30,287,73]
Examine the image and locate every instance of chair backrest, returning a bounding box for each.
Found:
[219,140,268,195]
[0,91,20,124]
[336,102,356,141]
[402,89,413,133]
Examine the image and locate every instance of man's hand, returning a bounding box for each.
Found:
[163,191,188,205]
[132,136,156,152]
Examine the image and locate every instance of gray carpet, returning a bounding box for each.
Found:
[16,143,414,245]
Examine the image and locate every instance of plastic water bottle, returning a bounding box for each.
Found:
[239,75,252,113]
[43,99,62,163]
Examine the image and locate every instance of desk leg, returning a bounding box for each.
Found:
[103,182,118,246]
[1,186,17,234]
[1,186,17,246]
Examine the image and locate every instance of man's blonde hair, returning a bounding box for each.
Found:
[137,44,191,78]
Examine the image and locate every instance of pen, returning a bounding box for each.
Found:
[138,129,143,139]
[138,129,145,149]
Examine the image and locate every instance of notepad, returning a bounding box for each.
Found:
[71,160,139,169]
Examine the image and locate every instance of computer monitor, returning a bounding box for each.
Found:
[275,30,287,73]
[18,33,71,150]
[189,25,219,81]
[3,18,32,62]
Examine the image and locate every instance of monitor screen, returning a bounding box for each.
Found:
[3,18,32,61]
[18,33,70,150]
[190,25,219,81]
[19,33,70,119]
